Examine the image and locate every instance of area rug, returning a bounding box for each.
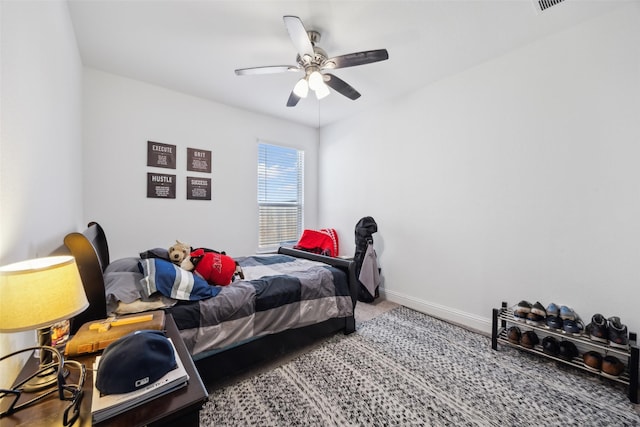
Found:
[200,306,640,426]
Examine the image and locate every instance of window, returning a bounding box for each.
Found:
[257,142,304,250]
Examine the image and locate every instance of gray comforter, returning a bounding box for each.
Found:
[167,254,353,358]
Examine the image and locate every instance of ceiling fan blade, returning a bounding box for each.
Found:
[324,74,361,100]
[286,91,301,107]
[235,65,300,76]
[323,49,389,70]
[283,16,315,60]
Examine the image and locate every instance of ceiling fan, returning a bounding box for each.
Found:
[234,15,389,107]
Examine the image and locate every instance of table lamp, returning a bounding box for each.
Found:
[0,256,88,391]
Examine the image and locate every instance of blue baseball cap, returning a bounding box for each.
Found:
[96,330,177,395]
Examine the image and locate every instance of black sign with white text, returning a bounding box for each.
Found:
[187,148,211,173]
[147,173,176,199]
[186,177,211,201]
[147,141,176,169]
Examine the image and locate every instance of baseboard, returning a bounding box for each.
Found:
[380,289,492,336]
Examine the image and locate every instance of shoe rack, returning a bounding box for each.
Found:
[492,301,639,404]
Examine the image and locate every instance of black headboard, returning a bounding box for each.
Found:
[64,222,109,334]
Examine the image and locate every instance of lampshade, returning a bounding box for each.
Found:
[0,256,88,332]
[307,70,324,91]
[314,82,330,100]
[293,78,309,98]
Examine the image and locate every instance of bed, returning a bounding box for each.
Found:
[62,222,358,386]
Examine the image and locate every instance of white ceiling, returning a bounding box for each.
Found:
[67,0,625,128]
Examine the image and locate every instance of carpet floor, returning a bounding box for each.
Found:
[200,306,640,426]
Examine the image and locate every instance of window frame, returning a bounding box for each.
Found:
[257,141,304,252]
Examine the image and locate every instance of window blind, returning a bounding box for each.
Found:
[258,142,304,250]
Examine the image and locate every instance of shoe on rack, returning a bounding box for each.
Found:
[542,336,559,356]
[558,341,578,360]
[526,312,545,326]
[546,315,563,330]
[559,306,577,321]
[562,318,584,335]
[513,312,527,322]
[546,302,559,318]
[507,326,521,344]
[582,351,602,372]
[601,355,625,378]
[515,300,532,314]
[586,313,608,344]
[531,302,547,317]
[521,331,539,349]
[513,300,532,322]
[607,316,629,349]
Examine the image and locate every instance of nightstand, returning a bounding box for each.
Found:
[2,314,208,426]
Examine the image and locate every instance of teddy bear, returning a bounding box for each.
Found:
[168,240,192,265]
[181,248,244,286]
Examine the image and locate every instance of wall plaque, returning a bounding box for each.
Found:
[147,141,176,169]
[147,173,176,199]
[187,177,211,201]
[187,148,211,173]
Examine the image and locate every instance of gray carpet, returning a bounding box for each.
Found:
[200,306,640,426]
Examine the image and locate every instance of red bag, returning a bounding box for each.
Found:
[294,228,339,257]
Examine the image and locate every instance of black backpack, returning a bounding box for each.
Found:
[354,216,379,302]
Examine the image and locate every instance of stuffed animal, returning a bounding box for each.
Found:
[181,248,244,286]
[168,240,192,265]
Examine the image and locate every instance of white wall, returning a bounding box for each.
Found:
[0,0,83,387]
[320,4,640,335]
[83,69,319,259]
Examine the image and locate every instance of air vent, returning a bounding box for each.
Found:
[532,0,566,13]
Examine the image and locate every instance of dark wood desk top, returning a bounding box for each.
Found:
[3,314,208,426]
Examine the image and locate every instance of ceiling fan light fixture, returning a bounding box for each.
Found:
[293,78,309,98]
[308,70,324,91]
[314,82,330,100]
[235,16,389,107]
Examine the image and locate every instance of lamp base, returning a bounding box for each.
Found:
[21,327,69,392]
[22,366,66,392]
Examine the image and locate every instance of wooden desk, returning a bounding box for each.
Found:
[2,314,208,426]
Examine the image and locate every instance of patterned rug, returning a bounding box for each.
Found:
[200,306,640,426]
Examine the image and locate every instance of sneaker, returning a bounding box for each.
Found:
[526,312,545,326]
[546,302,559,318]
[546,315,563,330]
[521,331,539,349]
[562,318,584,335]
[586,313,608,343]
[582,351,602,372]
[542,336,559,356]
[531,302,547,317]
[507,326,521,344]
[558,341,578,360]
[513,311,527,322]
[515,300,532,314]
[608,316,629,349]
[513,300,532,322]
[559,306,576,321]
[601,355,625,378]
